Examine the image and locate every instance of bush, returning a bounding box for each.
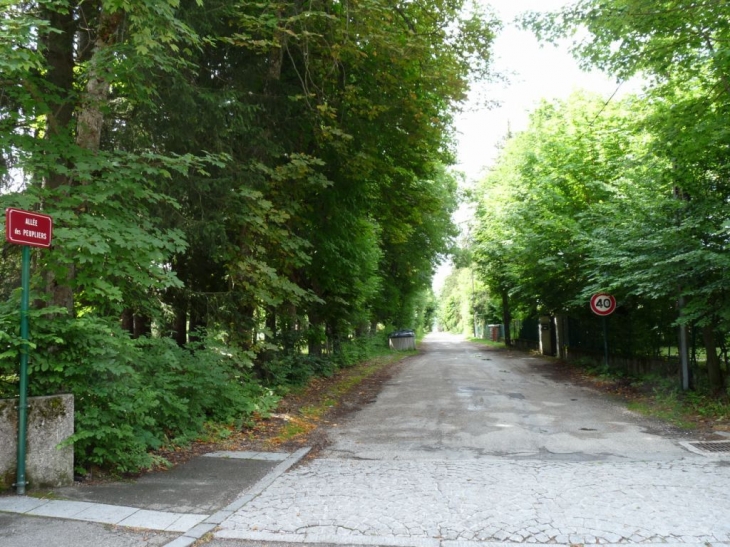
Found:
[0,297,394,474]
[259,330,393,389]
[0,306,278,473]
[258,352,332,389]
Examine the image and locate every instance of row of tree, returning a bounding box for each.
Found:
[0,0,496,471]
[470,0,730,394]
[1,0,497,347]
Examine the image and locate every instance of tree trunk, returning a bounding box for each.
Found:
[133,314,151,339]
[328,322,341,355]
[189,304,204,345]
[702,325,725,395]
[264,11,287,91]
[308,311,323,358]
[42,5,77,315]
[173,305,188,347]
[265,306,277,343]
[40,6,124,316]
[76,10,123,153]
[281,303,297,352]
[235,304,256,351]
[120,308,134,335]
[501,288,512,346]
[356,322,369,338]
[42,5,76,156]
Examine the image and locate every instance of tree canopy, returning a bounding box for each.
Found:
[469,0,730,395]
[0,0,498,472]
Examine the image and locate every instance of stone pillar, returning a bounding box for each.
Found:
[555,314,568,359]
[1,394,74,491]
[538,315,553,356]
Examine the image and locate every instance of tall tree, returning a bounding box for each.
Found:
[526,0,730,391]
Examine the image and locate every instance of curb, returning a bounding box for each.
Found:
[163,447,311,547]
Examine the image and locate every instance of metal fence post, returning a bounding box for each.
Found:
[16,245,30,495]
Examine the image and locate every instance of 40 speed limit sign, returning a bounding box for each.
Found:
[590,293,616,316]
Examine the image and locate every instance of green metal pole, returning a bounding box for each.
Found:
[602,316,609,368]
[16,245,30,495]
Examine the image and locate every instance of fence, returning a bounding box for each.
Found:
[512,318,539,351]
[533,311,712,380]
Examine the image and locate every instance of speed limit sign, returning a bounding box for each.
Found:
[590,293,616,316]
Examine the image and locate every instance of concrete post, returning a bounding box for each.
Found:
[539,315,553,356]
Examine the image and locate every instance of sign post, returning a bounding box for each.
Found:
[5,208,53,495]
[590,293,616,368]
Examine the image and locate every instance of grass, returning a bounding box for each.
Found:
[626,399,697,430]
[265,351,410,445]
[626,384,730,431]
[664,389,730,428]
[468,337,506,348]
[568,358,730,432]
[277,419,315,441]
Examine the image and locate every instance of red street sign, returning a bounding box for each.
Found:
[590,293,616,316]
[5,208,53,248]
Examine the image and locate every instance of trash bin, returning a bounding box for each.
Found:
[388,330,416,351]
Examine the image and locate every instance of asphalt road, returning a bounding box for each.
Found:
[4,333,730,547]
[212,333,730,547]
[324,332,691,461]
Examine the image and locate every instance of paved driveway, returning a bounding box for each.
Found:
[214,333,730,546]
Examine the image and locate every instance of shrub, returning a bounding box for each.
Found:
[0,306,278,473]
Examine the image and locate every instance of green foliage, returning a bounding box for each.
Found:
[516,0,730,392]
[1,0,498,472]
[524,0,730,88]
[473,92,639,315]
[0,300,278,473]
[261,330,394,389]
[259,353,334,388]
[438,266,490,335]
[468,338,505,349]
[627,379,730,430]
[412,289,438,335]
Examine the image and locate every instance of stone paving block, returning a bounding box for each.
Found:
[443,542,517,547]
[117,509,185,530]
[223,493,254,512]
[183,522,217,539]
[161,537,197,547]
[306,533,435,547]
[28,500,95,518]
[201,450,290,461]
[203,451,257,459]
[205,510,233,524]
[165,513,208,532]
[215,530,308,543]
[71,502,138,524]
[600,532,624,543]
[255,452,290,462]
[0,495,48,513]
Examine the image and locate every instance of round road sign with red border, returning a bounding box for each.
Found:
[590,293,616,316]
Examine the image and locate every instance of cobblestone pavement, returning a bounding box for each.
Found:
[214,334,730,547]
[216,458,730,545]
